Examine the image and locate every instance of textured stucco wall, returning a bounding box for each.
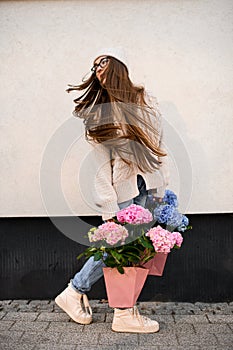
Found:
[1,0,232,217]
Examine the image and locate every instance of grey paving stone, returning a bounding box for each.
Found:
[12,300,30,305]
[174,315,209,323]
[168,308,201,315]
[99,332,138,346]
[193,323,232,334]
[59,331,99,345]
[207,314,233,323]
[195,302,215,308]
[92,312,106,323]
[10,320,49,331]
[0,320,15,331]
[36,312,70,322]
[200,347,233,350]
[105,313,114,323]
[20,330,61,344]
[208,302,229,309]
[139,332,179,346]
[3,311,39,321]
[76,347,118,350]
[140,302,202,316]
[228,323,233,331]
[0,304,21,312]
[158,323,195,335]
[157,347,200,350]
[53,304,64,313]
[0,330,24,342]
[0,341,35,350]
[118,347,159,350]
[34,345,76,350]
[139,303,168,315]
[17,305,37,312]
[194,302,232,314]
[93,305,113,313]
[29,300,50,306]
[89,299,108,308]
[10,300,30,311]
[83,322,112,333]
[150,315,175,324]
[46,321,84,332]
[0,311,6,320]
[33,305,54,312]
[215,333,233,345]
[138,302,159,313]
[177,333,218,346]
[0,300,13,305]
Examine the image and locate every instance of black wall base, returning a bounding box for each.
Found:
[0,214,232,302]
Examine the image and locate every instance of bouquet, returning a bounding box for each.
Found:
[78,191,191,274]
[148,189,192,232]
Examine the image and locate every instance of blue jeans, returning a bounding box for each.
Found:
[71,175,148,294]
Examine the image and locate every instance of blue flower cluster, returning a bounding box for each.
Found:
[162,189,178,207]
[153,189,189,232]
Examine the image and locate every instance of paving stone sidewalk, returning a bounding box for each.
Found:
[0,300,232,350]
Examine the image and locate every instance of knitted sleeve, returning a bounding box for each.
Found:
[90,142,120,220]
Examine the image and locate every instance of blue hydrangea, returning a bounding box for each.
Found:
[154,204,176,224]
[177,215,189,232]
[148,189,190,232]
[154,204,185,230]
[163,189,178,207]
[167,210,183,228]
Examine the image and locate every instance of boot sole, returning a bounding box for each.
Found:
[55,295,92,325]
[112,325,159,333]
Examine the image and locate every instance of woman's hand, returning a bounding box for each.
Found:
[149,195,163,203]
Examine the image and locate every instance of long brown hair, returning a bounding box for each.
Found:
[66,56,167,172]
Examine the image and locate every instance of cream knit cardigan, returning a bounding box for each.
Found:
[78,93,170,220]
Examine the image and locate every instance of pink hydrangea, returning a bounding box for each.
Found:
[172,231,183,247]
[146,225,180,253]
[117,204,153,225]
[88,222,128,246]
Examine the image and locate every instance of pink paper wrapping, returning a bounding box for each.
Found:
[142,253,168,276]
[103,267,149,308]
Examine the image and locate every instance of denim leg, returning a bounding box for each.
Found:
[118,198,133,209]
[133,175,148,207]
[71,256,106,294]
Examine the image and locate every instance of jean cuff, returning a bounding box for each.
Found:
[70,279,85,295]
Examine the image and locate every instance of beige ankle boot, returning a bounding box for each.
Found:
[112,306,159,333]
[55,282,92,324]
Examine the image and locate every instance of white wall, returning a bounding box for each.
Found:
[1,0,232,217]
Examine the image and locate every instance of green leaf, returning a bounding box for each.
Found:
[94,252,102,261]
[111,250,122,264]
[117,265,124,274]
[77,252,85,260]
[105,259,117,268]
[124,252,141,260]
[142,254,155,264]
[140,239,154,249]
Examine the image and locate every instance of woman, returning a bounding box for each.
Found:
[55,48,169,333]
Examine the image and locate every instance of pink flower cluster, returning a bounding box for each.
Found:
[146,225,183,253]
[117,204,153,225]
[172,231,183,247]
[88,222,128,246]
